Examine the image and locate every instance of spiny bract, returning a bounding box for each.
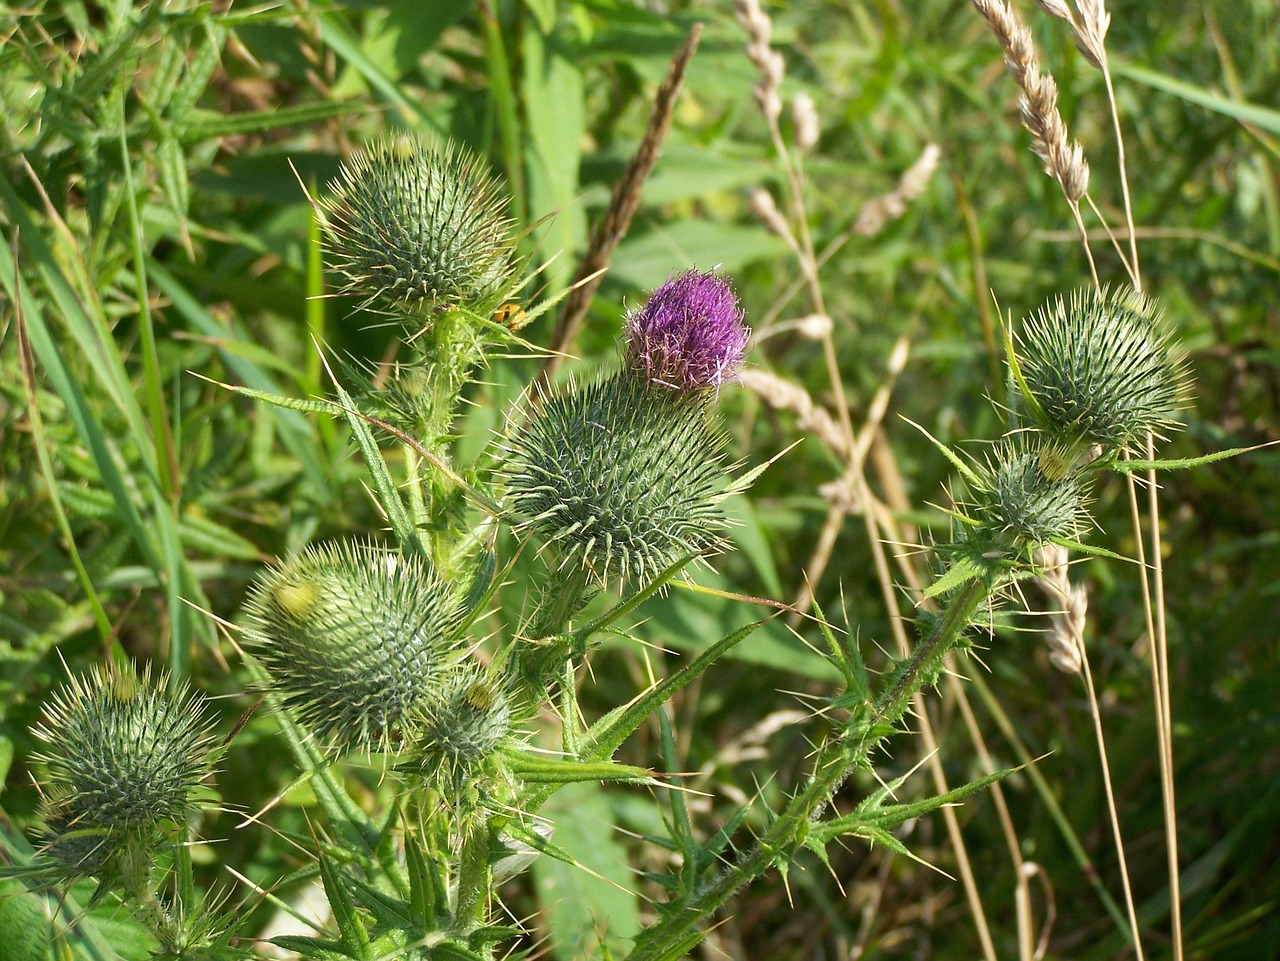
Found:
[33,664,213,877]
[244,542,465,751]
[321,133,515,317]
[1016,286,1185,449]
[504,375,733,585]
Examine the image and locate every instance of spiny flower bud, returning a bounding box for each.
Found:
[321,133,515,317]
[1015,287,1185,450]
[33,664,214,879]
[504,375,735,585]
[970,439,1089,549]
[244,542,465,752]
[406,669,513,786]
[625,270,749,393]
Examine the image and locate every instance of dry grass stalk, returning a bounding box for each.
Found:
[738,367,850,462]
[854,144,943,237]
[538,24,703,384]
[971,0,1089,204]
[971,0,1098,285]
[791,92,820,151]
[736,0,785,123]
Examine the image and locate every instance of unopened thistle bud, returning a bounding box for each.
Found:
[506,273,749,586]
[405,670,513,787]
[321,133,515,317]
[1015,287,1185,450]
[970,439,1089,550]
[624,270,750,393]
[244,542,465,752]
[33,664,214,880]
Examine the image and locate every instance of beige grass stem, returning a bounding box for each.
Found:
[1074,629,1146,961]
[538,24,702,385]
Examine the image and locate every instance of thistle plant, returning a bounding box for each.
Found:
[316,132,523,463]
[1014,286,1185,450]
[22,664,221,956]
[320,133,515,319]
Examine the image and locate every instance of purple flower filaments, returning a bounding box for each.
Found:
[625,270,749,392]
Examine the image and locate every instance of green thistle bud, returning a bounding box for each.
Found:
[504,374,734,586]
[970,439,1089,550]
[32,664,214,880]
[1015,287,1186,450]
[244,542,465,752]
[320,133,515,317]
[405,670,513,787]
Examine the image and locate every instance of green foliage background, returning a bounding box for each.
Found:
[1,0,1277,958]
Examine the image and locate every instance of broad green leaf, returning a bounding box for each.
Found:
[1114,60,1280,135]
[608,221,788,290]
[531,783,640,961]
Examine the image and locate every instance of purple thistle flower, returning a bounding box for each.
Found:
[625,270,750,392]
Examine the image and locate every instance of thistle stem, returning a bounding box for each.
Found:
[625,577,989,961]
[453,823,492,932]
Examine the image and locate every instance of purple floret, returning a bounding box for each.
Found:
[625,270,750,392]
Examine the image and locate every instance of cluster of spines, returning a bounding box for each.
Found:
[503,270,750,587]
[244,542,466,753]
[1015,286,1185,450]
[504,375,731,585]
[33,664,214,880]
[968,438,1089,550]
[321,133,516,317]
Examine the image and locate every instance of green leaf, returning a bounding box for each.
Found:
[1107,444,1268,472]
[609,221,789,290]
[174,100,364,141]
[523,0,557,34]
[531,783,640,961]
[580,619,762,763]
[1113,60,1280,135]
[318,855,371,960]
[522,26,586,291]
[922,554,986,599]
[503,748,653,785]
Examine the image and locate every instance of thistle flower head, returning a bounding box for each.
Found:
[625,270,749,392]
[504,375,736,585]
[321,133,515,317]
[405,669,514,788]
[969,438,1090,550]
[1015,287,1186,450]
[244,542,465,752]
[33,664,214,879]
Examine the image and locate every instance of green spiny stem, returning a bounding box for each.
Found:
[625,577,989,961]
[453,822,492,933]
[118,837,183,952]
[517,566,599,685]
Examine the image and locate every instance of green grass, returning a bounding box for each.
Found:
[2,1,1278,959]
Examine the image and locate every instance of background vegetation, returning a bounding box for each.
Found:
[1,0,1277,958]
